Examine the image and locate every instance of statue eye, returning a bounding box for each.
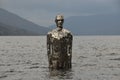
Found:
[57,19,63,21]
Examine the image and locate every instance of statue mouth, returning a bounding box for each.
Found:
[57,23,63,27]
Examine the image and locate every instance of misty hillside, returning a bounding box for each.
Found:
[0,8,49,35]
[0,22,38,35]
[50,14,120,35]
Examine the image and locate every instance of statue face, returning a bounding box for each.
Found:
[57,19,63,28]
[56,15,64,28]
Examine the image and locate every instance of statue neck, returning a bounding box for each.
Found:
[57,27,63,31]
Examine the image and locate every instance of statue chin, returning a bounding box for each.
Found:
[57,23,62,27]
[57,27,62,30]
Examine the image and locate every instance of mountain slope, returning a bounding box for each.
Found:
[0,8,49,35]
[65,15,120,35]
[0,22,38,35]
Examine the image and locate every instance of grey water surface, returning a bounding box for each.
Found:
[0,36,120,80]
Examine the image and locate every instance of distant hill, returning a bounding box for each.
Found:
[0,8,49,35]
[50,14,120,35]
[0,22,37,35]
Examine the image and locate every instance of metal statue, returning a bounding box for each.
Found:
[47,15,73,69]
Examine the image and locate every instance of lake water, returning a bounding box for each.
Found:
[0,36,120,80]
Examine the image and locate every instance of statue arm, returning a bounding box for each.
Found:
[47,34,51,56]
[67,33,73,57]
[67,33,73,68]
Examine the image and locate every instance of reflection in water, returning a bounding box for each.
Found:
[49,69,73,79]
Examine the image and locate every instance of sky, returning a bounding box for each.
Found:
[0,0,119,27]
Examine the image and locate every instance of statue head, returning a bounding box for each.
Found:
[55,15,64,29]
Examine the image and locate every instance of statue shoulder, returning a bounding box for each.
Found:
[63,28,72,35]
[47,28,57,35]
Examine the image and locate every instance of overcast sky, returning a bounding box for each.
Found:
[0,0,119,27]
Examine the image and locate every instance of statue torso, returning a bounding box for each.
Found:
[47,28,72,59]
[48,28,70,39]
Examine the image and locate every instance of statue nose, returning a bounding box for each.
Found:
[58,21,62,23]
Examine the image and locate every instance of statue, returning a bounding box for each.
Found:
[47,15,73,69]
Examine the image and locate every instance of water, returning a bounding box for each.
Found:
[0,36,120,80]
